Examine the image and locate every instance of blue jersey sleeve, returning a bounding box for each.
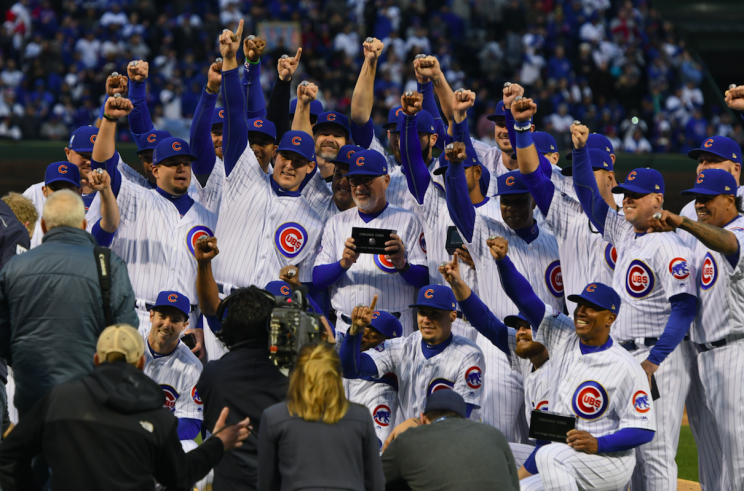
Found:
[399,264,429,288]
[242,60,267,119]
[350,119,374,150]
[597,428,655,453]
[176,417,202,441]
[339,331,379,378]
[418,81,445,150]
[190,88,218,176]
[445,157,476,242]
[522,167,555,217]
[91,154,122,198]
[571,144,609,235]
[647,293,696,365]
[312,262,348,289]
[496,255,546,329]
[91,219,116,247]
[459,292,510,355]
[505,110,517,156]
[127,80,154,141]
[222,67,249,178]
[400,113,431,204]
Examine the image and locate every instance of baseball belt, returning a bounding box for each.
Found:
[696,333,744,353]
[621,336,689,352]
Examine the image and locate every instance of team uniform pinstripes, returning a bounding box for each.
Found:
[504,328,552,431]
[677,184,744,245]
[344,377,398,448]
[301,169,341,222]
[190,157,226,216]
[143,342,204,424]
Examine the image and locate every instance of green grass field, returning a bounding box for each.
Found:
[676,426,699,482]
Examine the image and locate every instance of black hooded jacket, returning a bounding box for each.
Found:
[0,361,224,491]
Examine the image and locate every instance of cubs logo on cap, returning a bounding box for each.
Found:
[254,119,263,127]
[281,285,290,295]
[154,137,197,165]
[374,254,398,274]
[313,111,350,138]
[544,260,564,297]
[347,149,356,158]
[681,168,738,197]
[700,252,718,290]
[424,289,434,298]
[327,113,336,121]
[275,222,308,258]
[186,225,214,258]
[535,400,549,411]
[626,259,655,298]
[506,176,515,186]
[247,117,277,141]
[628,171,637,180]
[58,164,68,174]
[410,284,458,310]
[45,161,81,188]
[219,110,224,118]
[373,405,392,426]
[427,378,454,395]
[704,138,714,148]
[419,232,427,253]
[465,366,482,389]
[161,385,179,412]
[572,381,608,420]
[356,156,365,167]
[136,130,172,154]
[168,293,178,302]
[669,257,690,280]
[69,126,99,153]
[147,133,157,142]
[292,136,301,145]
[345,149,388,177]
[633,391,651,414]
[191,387,203,406]
[90,134,97,144]
[604,244,617,270]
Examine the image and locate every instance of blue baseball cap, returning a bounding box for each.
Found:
[433,145,480,175]
[687,136,743,165]
[561,148,614,176]
[313,111,350,139]
[681,169,738,196]
[612,168,664,195]
[135,130,172,154]
[368,311,402,339]
[247,117,277,142]
[153,137,198,165]
[424,388,467,418]
[153,291,191,318]
[344,149,388,177]
[532,131,559,154]
[384,106,404,129]
[212,107,225,127]
[290,99,324,117]
[495,170,530,196]
[504,312,532,329]
[565,134,615,161]
[45,161,81,188]
[265,280,293,298]
[392,109,436,135]
[567,282,621,314]
[331,144,365,166]
[276,130,316,161]
[409,285,458,311]
[68,126,99,153]
[486,100,507,121]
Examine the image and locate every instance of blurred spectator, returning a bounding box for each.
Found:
[547,46,572,80]
[623,127,652,153]
[100,3,128,28]
[39,114,69,140]
[334,25,360,58]
[75,31,100,69]
[684,108,708,147]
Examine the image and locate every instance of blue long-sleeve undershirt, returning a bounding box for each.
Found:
[400,113,431,204]
[522,166,556,218]
[242,60,267,119]
[647,293,696,365]
[97,95,108,121]
[190,88,218,176]
[340,331,379,379]
[222,67,249,178]
[127,80,154,141]
[90,154,122,198]
[445,157,476,242]
[91,219,116,247]
[496,255,546,329]
[418,81,446,150]
[458,292,510,355]
[399,264,429,288]
[597,428,655,453]
[312,261,348,289]
[177,417,202,440]
[350,119,374,149]
[571,144,609,235]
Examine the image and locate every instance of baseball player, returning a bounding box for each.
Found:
[312,149,428,337]
[143,291,203,443]
[570,122,697,490]
[301,144,363,223]
[340,288,485,421]
[647,169,744,490]
[490,237,655,491]
[346,308,401,449]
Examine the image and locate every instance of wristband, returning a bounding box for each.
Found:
[396,261,412,273]
[102,113,118,122]
[244,57,259,65]
[205,85,218,95]
[513,121,531,133]
[515,128,534,148]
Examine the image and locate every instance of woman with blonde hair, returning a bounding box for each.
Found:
[257,343,384,491]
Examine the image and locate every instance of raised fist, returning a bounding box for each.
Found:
[104,95,134,119]
[400,91,423,115]
[195,236,219,264]
[83,168,112,192]
[244,35,267,63]
[725,84,744,111]
[414,56,441,82]
[571,123,590,149]
[219,20,244,59]
[106,73,128,97]
[445,141,467,164]
[453,89,476,120]
[487,236,509,261]
[511,97,537,123]
[363,37,384,61]
[502,83,525,109]
[126,60,149,83]
[277,48,302,82]
[208,60,223,92]
[297,81,318,104]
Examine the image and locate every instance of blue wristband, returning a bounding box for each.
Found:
[515,125,534,149]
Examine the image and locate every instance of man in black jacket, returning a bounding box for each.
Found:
[0,324,250,491]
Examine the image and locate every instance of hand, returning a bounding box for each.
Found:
[725,85,744,111]
[126,60,149,82]
[363,37,384,61]
[511,97,537,123]
[502,83,525,109]
[279,265,301,289]
[400,91,423,116]
[195,236,220,265]
[571,123,590,149]
[207,60,223,93]
[219,19,244,60]
[83,169,111,192]
[444,141,467,164]
[457,244,475,269]
[320,316,336,344]
[452,89,476,121]
[640,359,659,390]
[438,251,463,285]
[382,417,421,453]
[566,430,599,453]
[350,294,377,335]
[340,238,360,269]
[182,328,205,361]
[277,48,302,82]
[647,210,683,233]
[243,35,267,62]
[414,56,441,82]
[385,233,406,269]
[212,407,252,451]
[297,81,318,105]
[104,95,134,119]
[487,236,509,261]
[106,74,128,97]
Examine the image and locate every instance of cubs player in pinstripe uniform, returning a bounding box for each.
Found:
[301,144,363,222]
[313,149,428,338]
[648,169,744,490]
[340,288,485,421]
[570,122,698,491]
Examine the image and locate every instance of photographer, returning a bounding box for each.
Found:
[257,343,384,491]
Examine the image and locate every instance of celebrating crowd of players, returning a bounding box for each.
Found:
[7,19,744,491]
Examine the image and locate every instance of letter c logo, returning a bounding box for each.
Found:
[327,113,336,121]
[347,150,356,159]
[58,164,68,174]
[424,289,434,299]
[292,136,302,145]
[168,294,178,302]
[172,142,181,151]
[90,134,97,144]
[219,110,224,119]
[254,119,263,128]
[627,171,637,181]
[280,285,290,295]
[704,138,714,148]
[356,156,365,167]
[147,133,156,142]
[395,108,403,116]
[586,284,596,292]
[697,173,704,184]
[505,176,515,186]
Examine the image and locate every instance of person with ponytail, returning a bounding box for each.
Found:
[257,343,384,491]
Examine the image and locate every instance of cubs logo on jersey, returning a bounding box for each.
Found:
[374,254,398,274]
[186,225,214,257]
[465,366,483,389]
[428,378,454,395]
[191,386,203,406]
[700,252,718,290]
[572,381,608,420]
[274,222,308,258]
[161,385,179,412]
[373,405,392,427]
[626,259,655,298]
[419,232,427,254]
[535,400,549,411]
[669,257,691,280]
[633,391,651,414]
[604,244,617,270]
[544,260,564,297]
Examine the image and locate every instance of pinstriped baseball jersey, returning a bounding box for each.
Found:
[344,377,398,447]
[190,157,226,216]
[677,184,744,246]
[536,305,656,436]
[301,169,341,223]
[505,329,553,427]
[211,144,324,289]
[366,331,485,420]
[471,139,506,179]
[688,216,744,343]
[144,341,204,421]
[314,204,426,336]
[603,211,697,340]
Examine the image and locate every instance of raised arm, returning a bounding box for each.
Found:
[350,38,383,126]
[267,47,301,142]
[399,91,431,204]
[242,35,267,119]
[445,142,477,242]
[648,211,740,257]
[415,56,454,128]
[291,81,316,135]
[125,60,153,139]
[220,20,248,177]
[194,237,221,317]
[570,123,609,234]
[92,95,132,195]
[86,169,119,245]
[190,60,221,178]
[339,296,383,378]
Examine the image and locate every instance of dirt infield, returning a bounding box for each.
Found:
[678,479,701,490]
